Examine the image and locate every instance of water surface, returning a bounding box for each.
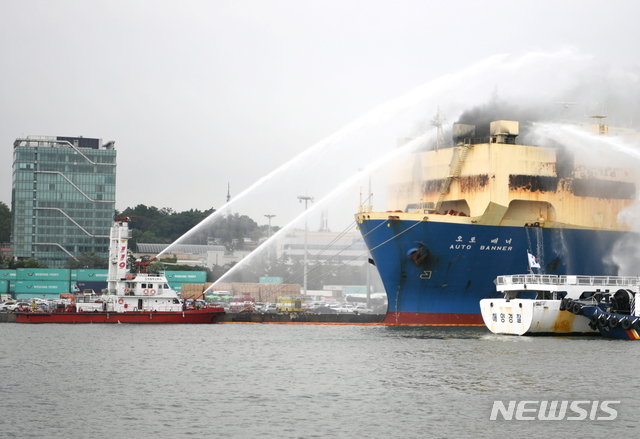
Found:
[1,324,637,438]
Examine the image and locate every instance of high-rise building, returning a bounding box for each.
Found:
[11,136,117,268]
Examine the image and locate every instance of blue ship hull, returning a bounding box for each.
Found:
[359,218,628,325]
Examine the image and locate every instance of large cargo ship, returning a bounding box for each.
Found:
[356,117,638,325]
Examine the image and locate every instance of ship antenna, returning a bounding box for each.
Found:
[227,182,231,203]
[431,107,447,150]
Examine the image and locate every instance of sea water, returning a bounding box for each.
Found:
[1,324,638,438]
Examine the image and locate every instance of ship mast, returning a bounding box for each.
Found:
[107,217,132,294]
[431,107,446,150]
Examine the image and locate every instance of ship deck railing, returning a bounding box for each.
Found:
[496,274,640,287]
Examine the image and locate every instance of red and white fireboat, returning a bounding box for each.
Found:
[15,217,225,324]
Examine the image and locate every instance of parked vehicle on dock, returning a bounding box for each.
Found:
[307,304,339,314]
[276,296,305,313]
[1,300,17,311]
[263,303,278,314]
[3,302,30,312]
[338,305,355,314]
[230,295,256,312]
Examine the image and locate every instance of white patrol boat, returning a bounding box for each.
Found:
[479,274,640,335]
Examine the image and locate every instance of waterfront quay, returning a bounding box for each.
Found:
[0,311,383,324]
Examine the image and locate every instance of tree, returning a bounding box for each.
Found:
[0,202,10,243]
[9,258,48,269]
[146,260,165,273]
[64,252,108,269]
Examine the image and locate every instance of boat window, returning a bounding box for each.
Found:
[535,291,554,300]
[579,291,596,300]
[517,290,537,300]
[164,284,169,289]
[148,284,153,289]
[141,284,147,288]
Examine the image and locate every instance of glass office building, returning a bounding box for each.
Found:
[11,136,117,268]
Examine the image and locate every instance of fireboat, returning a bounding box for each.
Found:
[14,217,225,324]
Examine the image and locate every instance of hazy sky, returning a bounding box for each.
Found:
[2,0,640,229]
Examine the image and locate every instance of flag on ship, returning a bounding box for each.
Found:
[527,251,540,268]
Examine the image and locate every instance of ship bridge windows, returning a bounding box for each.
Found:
[504,200,556,222]
[536,291,567,300]
[504,290,536,300]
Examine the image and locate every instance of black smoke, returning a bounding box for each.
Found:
[454,96,545,138]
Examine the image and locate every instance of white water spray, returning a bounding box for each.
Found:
[532,122,640,274]
[203,131,437,292]
[160,50,598,257]
[154,50,640,285]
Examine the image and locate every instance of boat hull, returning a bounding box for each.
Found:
[479,298,594,335]
[359,217,629,326]
[598,324,640,340]
[14,309,224,324]
[569,306,640,340]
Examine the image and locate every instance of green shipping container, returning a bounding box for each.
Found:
[71,269,108,281]
[16,268,71,281]
[14,280,71,295]
[164,271,206,284]
[342,286,368,296]
[15,293,61,300]
[260,276,283,284]
[0,279,8,294]
[0,269,17,279]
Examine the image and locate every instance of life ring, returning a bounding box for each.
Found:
[150,289,156,295]
[621,317,631,330]
[124,288,130,294]
[143,289,149,295]
[126,273,132,279]
[609,316,619,328]
[118,298,124,305]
